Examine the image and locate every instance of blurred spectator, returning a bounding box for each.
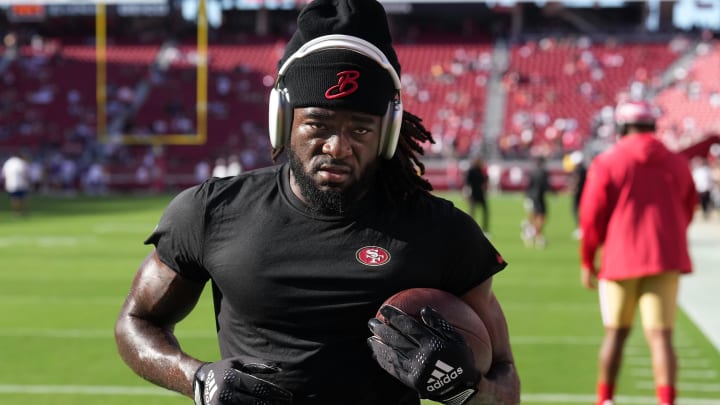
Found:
[135,165,151,187]
[194,159,211,184]
[2,153,31,216]
[60,156,78,195]
[211,157,227,178]
[28,158,45,193]
[226,154,243,177]
[82,161,109,196]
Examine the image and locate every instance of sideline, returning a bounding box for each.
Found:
[680,214,720,353]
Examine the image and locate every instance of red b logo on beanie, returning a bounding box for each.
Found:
[325,70,360,99]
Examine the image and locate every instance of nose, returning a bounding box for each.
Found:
[322,133,352,159]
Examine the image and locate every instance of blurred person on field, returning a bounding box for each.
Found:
[463,156,489,233]
[579,100,697,405]
[564,150,587,239]
[114,1,519,404]
[1,153,31,216]
[691,156,714,220]
[521,155,553,248]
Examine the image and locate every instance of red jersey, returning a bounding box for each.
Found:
[579,133,697,280]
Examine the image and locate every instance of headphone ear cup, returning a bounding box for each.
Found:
[268,87,292,149]
[379,100,403,159]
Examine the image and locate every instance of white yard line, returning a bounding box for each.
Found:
[522,393,720,404]
[0,384,177,396]
[2,385,719,403]
[0,329,609,344]
[0,329,214,339]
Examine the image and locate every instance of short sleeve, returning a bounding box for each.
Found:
[444,210,507,295]
[145,184,210,282]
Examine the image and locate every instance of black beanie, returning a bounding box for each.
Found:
[278,0,401,117]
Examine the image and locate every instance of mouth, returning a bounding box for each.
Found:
[315,163,351,184]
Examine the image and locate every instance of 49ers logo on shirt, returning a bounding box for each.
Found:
[356,246,391,267]
[325,70,360,99]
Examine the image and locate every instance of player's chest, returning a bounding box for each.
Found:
[202,215,448,313]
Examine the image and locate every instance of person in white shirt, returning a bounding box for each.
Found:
[692,157,714,220]
[2,154,31,216]
[226,154,243,177]
[211,157,227,178]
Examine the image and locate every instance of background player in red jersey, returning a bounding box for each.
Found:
[578,100,698,405]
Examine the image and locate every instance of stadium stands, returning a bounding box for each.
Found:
[655,40,720,151]
[500,37,681,159]
[1,8,718,193]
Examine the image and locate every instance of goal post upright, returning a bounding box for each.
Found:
[94,0,208,146]
[95,1,107,144]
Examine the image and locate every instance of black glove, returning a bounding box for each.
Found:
[193,356,293,405]
[368,305,481,405]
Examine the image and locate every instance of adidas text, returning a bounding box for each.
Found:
[426,360,464,392]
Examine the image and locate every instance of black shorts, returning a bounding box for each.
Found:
[8,190,28,199]
[524,197,546,215]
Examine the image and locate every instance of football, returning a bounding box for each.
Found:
[377,287,492,373]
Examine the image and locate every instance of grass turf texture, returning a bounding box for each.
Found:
[0,192,718,405]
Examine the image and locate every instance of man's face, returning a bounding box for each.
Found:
[288,107,383,214]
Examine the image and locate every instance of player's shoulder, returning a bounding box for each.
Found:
[172,165,281,208]
[414,190,454,209]
[200,165,280,192]
[411,191,470,222]
[588,146,620,171]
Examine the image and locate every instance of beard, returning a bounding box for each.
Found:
[288,149,375,216]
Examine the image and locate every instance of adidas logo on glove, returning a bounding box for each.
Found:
[203,369,218,403]
[426,360,464,392]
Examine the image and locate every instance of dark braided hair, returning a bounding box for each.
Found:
[378,110,435,205]
[271,110,436,206]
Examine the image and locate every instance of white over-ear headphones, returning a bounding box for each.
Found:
[268,34,403,159]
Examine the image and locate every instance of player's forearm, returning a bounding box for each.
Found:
[468,292,520,404]
[115,314,202,397]
[468,361,520,405]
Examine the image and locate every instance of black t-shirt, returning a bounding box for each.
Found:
[146,163,507,405]
[525,167,551,202]
[465,166,488,201]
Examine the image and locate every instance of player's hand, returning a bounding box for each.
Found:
[581,267,597,290]
[193,356,293,405]
[368,305,481,405]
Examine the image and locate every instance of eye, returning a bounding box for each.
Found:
[305,121,327,131]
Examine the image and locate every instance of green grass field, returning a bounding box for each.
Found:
[1,191,718,405]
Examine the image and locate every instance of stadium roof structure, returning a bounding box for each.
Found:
[0,0,165,4]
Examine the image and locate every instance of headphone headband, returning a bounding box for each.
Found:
[276,34,401,91]
[269,34,403,159]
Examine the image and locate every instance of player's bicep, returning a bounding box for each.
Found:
[461,280,514,365]
[121,249,205,327]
